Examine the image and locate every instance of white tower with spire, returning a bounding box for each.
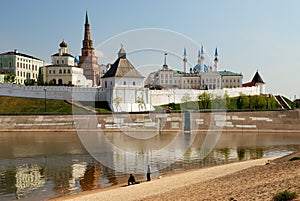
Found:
[200,45,205,73]
[214,47,219,71]
[183,48,187,73]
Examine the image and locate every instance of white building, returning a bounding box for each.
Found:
[102,44,152,112]
[145,46,243,90]
[0,49,44,84]
[43,40,92,87]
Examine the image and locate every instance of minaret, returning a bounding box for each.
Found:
[78,11,101,86]
[183,48,187,73]
[200,45,205,72]
[163,53,168,70]
[214,47,219,71]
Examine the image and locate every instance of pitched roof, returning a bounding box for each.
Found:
[51,53,74,58]
[0,51,43,61]
[102,57,144,78]
[218,70,242,76]
[251,71,265,84]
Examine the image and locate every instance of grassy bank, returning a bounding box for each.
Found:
[0,96,87,114]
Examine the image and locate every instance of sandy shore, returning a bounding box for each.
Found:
[50,154,300,201]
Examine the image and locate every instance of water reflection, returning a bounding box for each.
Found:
[0,131,299,200]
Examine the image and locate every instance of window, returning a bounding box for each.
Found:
[63,69,66,74]
[133,81,135,85]
[53,70,56,74]
[123,81,126,85]
[49,70,51,74]
[17,62,19,67]
[166,80,168,84]
[57,60,59,64]
[62,60,64,64]
[170,80,172,84]
[68,69,70,73]
[59,69,62,74]
[105,81,107,88]
[35,65,37,71]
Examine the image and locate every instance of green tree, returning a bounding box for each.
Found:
[237,93,250,109]
[136,96,146,111]
[4,73,16,83]
[181,93,191,109]
[113,96,122,112]
[197,92,211,109]
[212,95,226,109]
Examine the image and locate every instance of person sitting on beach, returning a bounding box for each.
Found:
[128,174,136,185]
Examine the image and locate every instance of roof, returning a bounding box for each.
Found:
[45,64,79,68]
[251,71,265,84]
[242,81,255,87]
[102,57,144,78]
[51,53,74,58]
[218,70,242,76]
[0,51,43,61]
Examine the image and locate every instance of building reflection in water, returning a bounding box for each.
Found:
[0,131,300,200]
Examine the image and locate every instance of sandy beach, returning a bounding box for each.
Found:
[49,152,300,201]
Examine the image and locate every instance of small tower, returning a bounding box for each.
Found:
[183,48,187,73]
[214,47,219,71]
[200,45,205,72]
[163,53,168,70]
[118,43,126,58]
[59,39,68,55]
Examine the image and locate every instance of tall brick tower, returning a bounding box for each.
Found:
[78,11,101,86]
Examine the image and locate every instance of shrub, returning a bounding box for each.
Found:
[289,156,300,162]
[273,190,297,201]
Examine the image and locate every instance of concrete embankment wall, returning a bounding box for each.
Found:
[0,110,299,132]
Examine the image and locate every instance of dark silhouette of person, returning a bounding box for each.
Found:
[128,174,136,185]
[147,165,151,181]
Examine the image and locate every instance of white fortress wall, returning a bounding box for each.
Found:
[150,86,260,106]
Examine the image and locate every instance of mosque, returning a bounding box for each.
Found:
[144,46,244,90]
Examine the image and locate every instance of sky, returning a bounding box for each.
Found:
[0,0,299,99]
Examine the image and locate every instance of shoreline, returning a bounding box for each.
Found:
[50,156,281,201]
[0,129,300,133]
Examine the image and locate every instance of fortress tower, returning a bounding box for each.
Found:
[78,11,101,86]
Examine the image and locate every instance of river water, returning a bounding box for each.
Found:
[0,131,300,200]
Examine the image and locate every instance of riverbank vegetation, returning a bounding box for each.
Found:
[158,93,292,112]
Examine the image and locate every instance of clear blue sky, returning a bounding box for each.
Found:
[0,0,299,99]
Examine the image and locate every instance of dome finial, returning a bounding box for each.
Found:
[85,10,89,24]
[60,39,67,47]
[118,43,126,58]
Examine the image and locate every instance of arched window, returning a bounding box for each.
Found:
[63,69,66,74]
[59,69,62,74]
[133,81,135,85]
[67,69,70,74]
[58,79,63,85]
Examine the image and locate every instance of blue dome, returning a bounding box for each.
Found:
[74,56,79,63]
[204,64,209,72]
[193,64,201,71]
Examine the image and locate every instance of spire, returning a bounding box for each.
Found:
[183,48,187,73]
[198,49,201,58]
[85,10,89,24]
[163,53,168,69]
[118,43,126,58]
[201,45,204,54]
[214,47,218,57]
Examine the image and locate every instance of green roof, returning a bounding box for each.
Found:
[218,70,242,76]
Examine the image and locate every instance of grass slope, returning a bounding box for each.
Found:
[0,96,87,114]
